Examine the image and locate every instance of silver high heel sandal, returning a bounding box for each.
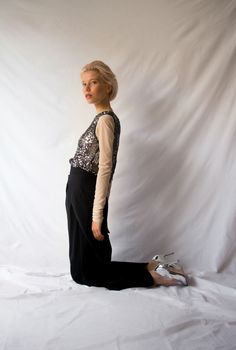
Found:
[152,252,188,286]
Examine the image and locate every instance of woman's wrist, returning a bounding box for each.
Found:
[92,216,103,227]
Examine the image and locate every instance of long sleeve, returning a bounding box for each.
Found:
[92,114,115,226]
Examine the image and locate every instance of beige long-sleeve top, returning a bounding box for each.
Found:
[92,114,115,226]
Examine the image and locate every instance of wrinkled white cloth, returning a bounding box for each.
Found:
[0,266,236,350]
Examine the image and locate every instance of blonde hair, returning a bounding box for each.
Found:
[81,60,118,101]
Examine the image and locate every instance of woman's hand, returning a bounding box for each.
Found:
[92,221,104,241]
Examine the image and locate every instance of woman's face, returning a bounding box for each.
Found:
[81,70,110,106]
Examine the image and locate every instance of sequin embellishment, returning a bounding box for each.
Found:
[69,111,120,180]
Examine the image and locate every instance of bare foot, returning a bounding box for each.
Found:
[146,259,188,287]
[146,260,159,272]
[166,265,188,279]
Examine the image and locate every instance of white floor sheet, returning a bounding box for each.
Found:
[1,267,236,350]
[1,0,236,349]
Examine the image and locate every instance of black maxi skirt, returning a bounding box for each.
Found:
[65,165,154,290]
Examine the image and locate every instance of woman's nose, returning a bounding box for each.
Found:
[85,84,91,91]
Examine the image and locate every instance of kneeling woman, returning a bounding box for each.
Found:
[65,60,188,290]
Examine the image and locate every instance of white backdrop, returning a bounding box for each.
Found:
[1,0,236,274]
[1,1,236,349]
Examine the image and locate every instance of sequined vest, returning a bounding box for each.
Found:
[69,111,120,181]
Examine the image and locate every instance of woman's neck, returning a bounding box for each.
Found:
[95,102,112,114]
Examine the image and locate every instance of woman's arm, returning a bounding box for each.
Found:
[92,114,115,241]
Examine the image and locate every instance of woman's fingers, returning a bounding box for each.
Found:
[96,233,104,241]
[92,221,104,241]
[93,229,104,241]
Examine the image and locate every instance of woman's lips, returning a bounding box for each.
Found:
[86,94,92,99]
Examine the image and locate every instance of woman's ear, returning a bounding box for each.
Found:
[105,83,111,94]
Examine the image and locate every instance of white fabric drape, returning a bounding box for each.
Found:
[1,1,236,349]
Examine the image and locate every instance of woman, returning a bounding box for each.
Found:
[65,60,188,290]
